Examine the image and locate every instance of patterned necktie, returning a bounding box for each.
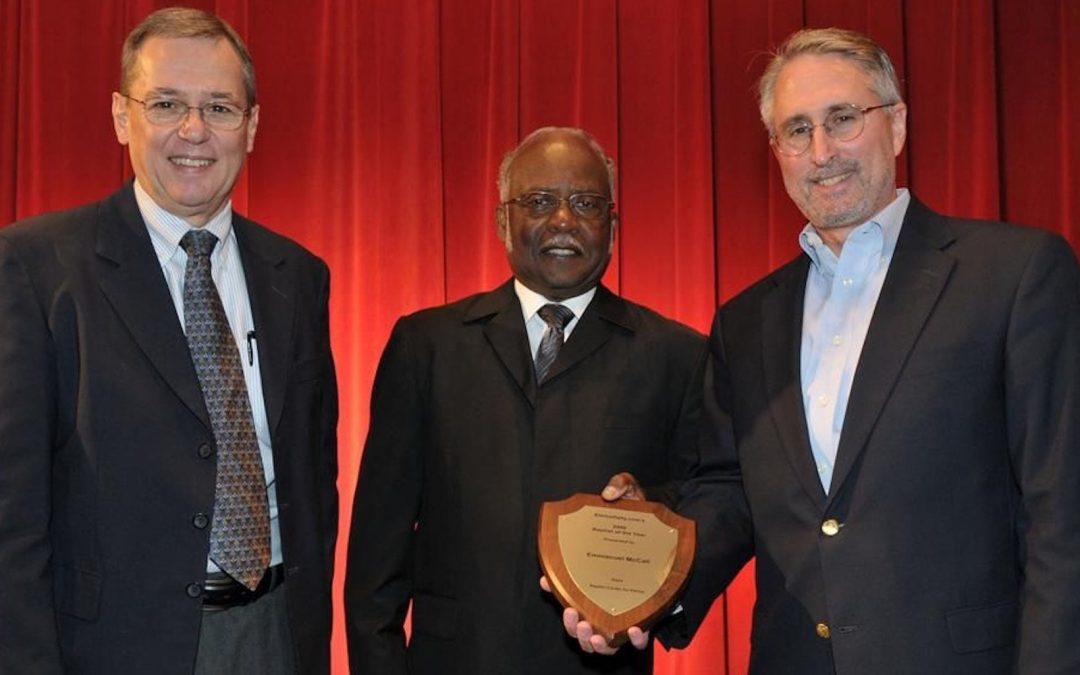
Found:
[180,229,270,591]
[534,303,575,383]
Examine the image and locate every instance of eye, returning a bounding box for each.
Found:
[147,99,180,111]
[206,102,241,115]
[521,193,557,210]
[784,123,813,139]
[572,194,601,210]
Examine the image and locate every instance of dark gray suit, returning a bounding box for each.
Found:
[0,183,338,674]
[346,281,705,675]
[665,197,1080,674]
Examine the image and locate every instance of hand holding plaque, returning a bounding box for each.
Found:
[538,492,695,647]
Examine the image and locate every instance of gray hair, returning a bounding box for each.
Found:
[758,27,902,130]
[497,127,617,201]
[120,7,256,106]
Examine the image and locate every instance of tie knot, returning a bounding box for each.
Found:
[180,229,219,258]
[537,303,574,330]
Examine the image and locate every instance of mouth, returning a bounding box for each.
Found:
[170,156,215,168]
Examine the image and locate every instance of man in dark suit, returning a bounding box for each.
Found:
[345,127,705,674]
[566,27,1080,674]
[0,9,337,674]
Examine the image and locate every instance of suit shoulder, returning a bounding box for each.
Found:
[393,289,494,333]
[236,217,329,273]
[1,201,100,246]
[617,297,705,346]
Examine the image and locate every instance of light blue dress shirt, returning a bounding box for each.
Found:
[514,279,596,358]
[799,189,910,493]
[134,181,283,571]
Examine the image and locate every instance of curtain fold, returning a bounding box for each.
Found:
[3,2,1076,673]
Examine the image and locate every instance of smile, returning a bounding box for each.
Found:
[170,156,214,168]
[814,170,853,187]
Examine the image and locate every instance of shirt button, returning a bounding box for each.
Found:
[831,335,842,345]
[816,622,831,639]
[817,395,829,407]
[821,519,841,536]
[842,278,854,287]
[185,583,203,598]
[197,443,213,459]
[192,513,210,529]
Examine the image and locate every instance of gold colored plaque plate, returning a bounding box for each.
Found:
[538,493,695,646]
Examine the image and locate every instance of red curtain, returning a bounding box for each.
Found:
[3,1,1077,673]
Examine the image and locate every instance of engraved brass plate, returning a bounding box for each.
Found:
[539,493,695,646]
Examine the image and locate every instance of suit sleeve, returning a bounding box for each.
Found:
[345,319,423,675]
[0,235,65,673]
[1006,234,1080,673]
[658,311,755,649]
[316,262,339,583]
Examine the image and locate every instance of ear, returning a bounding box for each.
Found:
[111,92,131,146]
[608,212,618,251]
[889,102,908,157]
[245,104,260,153]
[495,204,509,242]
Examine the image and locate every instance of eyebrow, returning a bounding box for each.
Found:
[780,103,863,126]
[144,87,241,102]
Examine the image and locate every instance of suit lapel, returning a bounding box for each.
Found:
[472,282,538,406]
[542,285,627,384]
[94,185,211,428]
[761,258,827,508]
[235,217,295,435]
[827,199,956,504]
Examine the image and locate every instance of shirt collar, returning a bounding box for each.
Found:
[513,279,597,323]
[798,188,910,276]
[134,179,235,266]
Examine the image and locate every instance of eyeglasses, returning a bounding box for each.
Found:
[770,103,895,156]
[121,94,251,131]
[501,191,614,220]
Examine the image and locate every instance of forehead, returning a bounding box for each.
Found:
[508,135,610,194]
[131,36,245,97]
[770,53,877,124]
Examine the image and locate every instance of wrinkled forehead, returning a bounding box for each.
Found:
[771,54,878,126]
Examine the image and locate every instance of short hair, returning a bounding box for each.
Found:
[497,127,617,201]
[758,27,902,130]
[120,7,256,106]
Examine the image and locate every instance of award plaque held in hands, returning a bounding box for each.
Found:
[538,493,695,646]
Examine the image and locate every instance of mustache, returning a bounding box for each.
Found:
[806,159,858,182]
[539,235,584,254]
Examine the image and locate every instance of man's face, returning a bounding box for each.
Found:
[498,132,615,300]
[769,54,907,239]
[111,36,258,226]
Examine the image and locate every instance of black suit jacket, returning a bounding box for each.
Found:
[345,281,705,675]
[665,197,1080,674]
[0,184,338,674]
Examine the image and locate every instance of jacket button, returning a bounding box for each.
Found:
[821,519,841,536]
[192,513,210,529]
[185,583,203,598]
[815,622,831,639]
[197,443,213,459]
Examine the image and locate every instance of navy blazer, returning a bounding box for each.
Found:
[665,197,1080,674]
[0,183,338,674]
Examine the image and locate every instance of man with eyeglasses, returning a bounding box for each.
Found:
[345,126,706,675]
[564,27,1080,674]
[0,8,338,674]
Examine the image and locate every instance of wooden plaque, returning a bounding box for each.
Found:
[538,493,695,646]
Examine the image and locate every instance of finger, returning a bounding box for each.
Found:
[575,620,596,653]
[562,608,581,637]
[540,576,551,593]
[602,472,645,501]
[627,626,650,650]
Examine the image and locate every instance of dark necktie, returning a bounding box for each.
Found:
[180,229,270,591]
[534,303,575,383]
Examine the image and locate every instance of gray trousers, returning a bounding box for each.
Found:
[193,583,297,675]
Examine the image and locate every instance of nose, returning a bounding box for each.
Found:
[546,199,578,230]
[177,108,210,143]
[808,125,837,166]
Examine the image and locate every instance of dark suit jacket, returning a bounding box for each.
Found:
[0,184,338,674]
[664,197,1080,674]
[345,281,705,675]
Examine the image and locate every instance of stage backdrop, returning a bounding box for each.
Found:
[3,0,1077,672]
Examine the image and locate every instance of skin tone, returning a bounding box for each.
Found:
[769,54,907,255]
[497,130,616,300]
[111,36,259,227]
